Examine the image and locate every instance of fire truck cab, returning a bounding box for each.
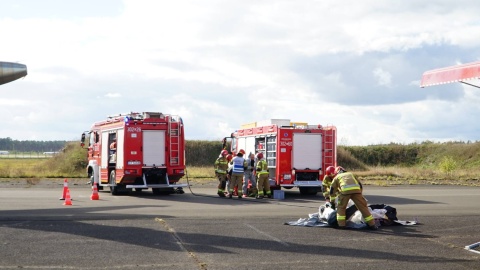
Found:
[225,119,337,195]
[81,112,187,195]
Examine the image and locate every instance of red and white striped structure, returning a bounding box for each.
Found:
[421,61,480,88]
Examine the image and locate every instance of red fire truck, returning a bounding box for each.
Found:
[224,119,337,195]
[80,112,187,195]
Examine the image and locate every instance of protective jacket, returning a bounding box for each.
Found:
[322,175,335,199]
[330,172,363,195]
[214,156,228,174]
[256,159,268,175]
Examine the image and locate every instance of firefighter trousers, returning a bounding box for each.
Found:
[229,174,243,196]
[336,192,375,227]
[256,174,271,197]
[216,173,227,193]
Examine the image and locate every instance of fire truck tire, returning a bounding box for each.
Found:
[110,171,120,195]
[299,187,318,195]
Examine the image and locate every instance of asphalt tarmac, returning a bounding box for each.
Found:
[0,179,479,269]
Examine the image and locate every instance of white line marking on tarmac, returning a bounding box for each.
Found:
[244,223,290,247]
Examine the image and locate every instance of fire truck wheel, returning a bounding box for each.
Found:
[110,171,120,195]
[299,187,318,196]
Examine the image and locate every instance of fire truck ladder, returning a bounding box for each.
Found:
[169,115,180,166]
[323,127,336,168]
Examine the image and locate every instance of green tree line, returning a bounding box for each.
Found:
[6,138,480,170]
[0,137,67,152]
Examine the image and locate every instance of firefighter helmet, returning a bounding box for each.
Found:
[226,154,233,162]
[256,152,263,159]
[335,166,346,175]
[220,149,228,157]
[238,149,246,155]
[325,166,335,176]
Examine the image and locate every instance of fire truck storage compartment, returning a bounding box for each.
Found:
[143,167,168,185]
[143,130,166,167]
[266,136,277,167]
[101,129,124,168]
[293,133,322,180]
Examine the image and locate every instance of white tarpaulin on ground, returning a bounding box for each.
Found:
[285,202,418,229]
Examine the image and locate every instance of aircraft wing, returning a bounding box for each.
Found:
[420,61,480,88]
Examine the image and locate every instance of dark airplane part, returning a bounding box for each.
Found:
[0,62,27,85]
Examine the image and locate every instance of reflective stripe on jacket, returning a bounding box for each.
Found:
[330,172,362,195]
[231,156,246,174]
[256,159,268,175]
[322,175,334,198]
[214,157,228,174]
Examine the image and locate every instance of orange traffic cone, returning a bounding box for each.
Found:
[59,178,68,200]
[63,188,72,206]
[90,183,99,200]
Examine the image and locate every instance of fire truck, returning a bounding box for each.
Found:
[224,119,337,195]
[80,112,187,195]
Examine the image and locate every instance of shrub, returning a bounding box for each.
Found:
[438,156,457,175]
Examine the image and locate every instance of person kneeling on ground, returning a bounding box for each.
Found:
[329,166,377,230]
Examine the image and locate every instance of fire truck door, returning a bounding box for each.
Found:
[143,130,166,166]
[116,129,124,167]
[293,133,322,170]
[101,132,109,169]
[245,137,255,157]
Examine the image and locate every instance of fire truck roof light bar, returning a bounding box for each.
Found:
[107,112,167,120]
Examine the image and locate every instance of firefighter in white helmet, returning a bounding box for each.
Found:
[228,149,247,199]
[322,166,337,209]
[330,166,377,230]
[255,152,271,199]
[214,149,229,197]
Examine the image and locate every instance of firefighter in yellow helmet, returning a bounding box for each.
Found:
[214,149,229,197]
[322,166,337,209]
[330,166,378,230]
[255,152,271,199]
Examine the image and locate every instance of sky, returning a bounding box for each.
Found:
[1,0,480,146]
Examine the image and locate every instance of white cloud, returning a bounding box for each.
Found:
[373,68,393,88]
[105,93,122,98]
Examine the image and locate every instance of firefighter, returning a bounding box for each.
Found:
[242,152,257,198]
[330,166,378,230]
[322,166,337,209]
[109,138,117,163]
[228,149,247,199]
[214,150,229,197]
[255,152,271,199]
